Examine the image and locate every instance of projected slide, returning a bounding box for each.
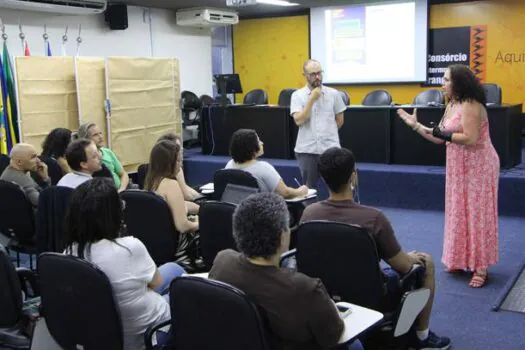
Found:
[329,7,367,64]
[311,0,428,84]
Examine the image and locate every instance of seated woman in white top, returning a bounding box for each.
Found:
[144,140,199,270]
[225,129,308,199]
[63,178,185,350]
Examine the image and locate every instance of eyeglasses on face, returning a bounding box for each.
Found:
[305,70,323,78]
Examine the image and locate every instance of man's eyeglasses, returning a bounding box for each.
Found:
[305,71,323,78]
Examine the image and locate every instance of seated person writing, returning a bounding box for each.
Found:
[77,122,130,192]
[300,147,451,350]
[210,192,362,350]
[0,143,50,207]
[57,140,102,189]
[225,129,308,199]
[144,140,200,270]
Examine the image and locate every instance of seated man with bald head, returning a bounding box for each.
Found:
[0,143,51,207]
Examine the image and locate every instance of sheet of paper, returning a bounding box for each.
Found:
[199,183,214,191]
[285,189,317,203]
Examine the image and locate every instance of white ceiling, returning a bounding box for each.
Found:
[117,0,387,17]
[117,0,476,17]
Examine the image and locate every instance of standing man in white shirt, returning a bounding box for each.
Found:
[291,59,347,189]
[57,139,102,189]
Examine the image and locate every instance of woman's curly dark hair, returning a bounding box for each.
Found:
[448,64,486,105]
[41,128,72,158]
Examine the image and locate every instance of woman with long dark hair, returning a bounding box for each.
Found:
[64,178,185,349]
[144,140,199,270]
[157,132,201,211]
[41,127,72,174]
[397,64,499,288]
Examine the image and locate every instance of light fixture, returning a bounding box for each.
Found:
[256,0,299,6]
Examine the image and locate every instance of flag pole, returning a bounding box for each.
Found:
[18,23,24,54]
[62,25,68,57]
[74,56,82,128]
[12,56,22,142]
[104,58,111,149]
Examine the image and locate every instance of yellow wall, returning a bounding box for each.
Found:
[233,0,525,109]
[233,15,309,104]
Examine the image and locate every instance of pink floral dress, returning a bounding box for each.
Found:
[440,105,499,270]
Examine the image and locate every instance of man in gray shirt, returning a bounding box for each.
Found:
[0,143,51,207]
[57,139,102,189]
[291,59,347,189]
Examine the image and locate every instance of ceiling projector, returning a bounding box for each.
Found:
[226,0,257,6]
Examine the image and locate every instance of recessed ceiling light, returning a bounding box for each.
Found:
[256,0,300,6]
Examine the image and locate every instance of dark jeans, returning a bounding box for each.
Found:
[382,267,403,311]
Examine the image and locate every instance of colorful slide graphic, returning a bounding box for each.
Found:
[330,7,366,64]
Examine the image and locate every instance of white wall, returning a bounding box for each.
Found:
[0,6,213,95]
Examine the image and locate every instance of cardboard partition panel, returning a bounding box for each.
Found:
[106,57,181,171]
[15,56,79,152]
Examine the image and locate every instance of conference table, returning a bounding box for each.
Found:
[200,104,522,169]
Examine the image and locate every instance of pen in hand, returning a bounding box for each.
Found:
[294,178,302,187]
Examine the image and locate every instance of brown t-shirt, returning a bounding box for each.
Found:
[300,200,402,261]
[209,250,344,350]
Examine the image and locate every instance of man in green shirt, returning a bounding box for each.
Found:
[77,122,130,192]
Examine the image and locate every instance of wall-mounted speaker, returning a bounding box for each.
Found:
[105,4,128,30]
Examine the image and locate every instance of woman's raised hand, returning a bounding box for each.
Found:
[397,108,418,129]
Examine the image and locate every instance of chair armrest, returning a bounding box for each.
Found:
[399,264,425,290]
[279,248,297,268]
[16,268,39,297]
[193,195,208,204]
[145,319,171,350]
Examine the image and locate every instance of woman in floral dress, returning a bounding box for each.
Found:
[397,64,499,288]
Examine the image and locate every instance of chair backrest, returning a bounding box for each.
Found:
[199,201,237,268]
[40,156,64,185]
[482,83,502,104]
[277,88,296,107]
[0,154,10,176]
[0,180,35,243]
[338,90,350,105]
[169,276,271,350]
[120,190,179,266]
[38,253,123,349]
[137,163,149,189]
[213,169,260,201]
[214,95,232,105]
[243,89,268,105]
[92,163,113,179]
[200,94,216,106]
[0,243,23,328]
[362,90,393,106]
[36,186,74,254]
[413,89,444,105]
[295,221,385,311]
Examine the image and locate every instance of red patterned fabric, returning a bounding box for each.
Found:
[441,108,499,270]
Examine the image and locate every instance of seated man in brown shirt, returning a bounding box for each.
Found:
[209,192,363,350]
[300,147,451,350]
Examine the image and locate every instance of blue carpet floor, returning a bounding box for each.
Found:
[12,208,525,348]
[381,207,525,350]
